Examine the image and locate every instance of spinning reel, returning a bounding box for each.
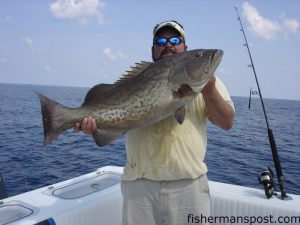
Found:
[257,166,277,198]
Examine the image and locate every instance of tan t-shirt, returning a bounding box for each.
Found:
[122,77,234,181]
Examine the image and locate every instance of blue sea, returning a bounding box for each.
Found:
[0,83,299,198]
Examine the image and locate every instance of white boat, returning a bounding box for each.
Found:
[1,166,299,225]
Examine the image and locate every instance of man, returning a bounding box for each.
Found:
[75,20,234,225]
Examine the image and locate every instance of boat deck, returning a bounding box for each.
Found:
[1,166,299,225]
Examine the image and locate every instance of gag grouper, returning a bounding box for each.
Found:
[37,49,223,147]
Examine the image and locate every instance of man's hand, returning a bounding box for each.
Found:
[74,117,97,135]
[202,75,216,96]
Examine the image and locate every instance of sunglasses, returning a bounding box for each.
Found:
[154,37,183,47]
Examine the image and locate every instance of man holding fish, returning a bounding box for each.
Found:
[75,20,234,225]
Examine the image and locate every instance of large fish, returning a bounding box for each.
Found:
[37,49,223,147]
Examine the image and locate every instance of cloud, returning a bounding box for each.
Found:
[45,65,53,72]
[49,0,106,24]
[21,37,45,53]
[217,67,231,76]
[242,2,300,41]
[102,47,125,61]
[280,15,300,40]
[0,57,8,63]
[242,2,281,40]
[21,37,33,51]
[1,16,13,24]
[283,17,299,33]
[22,37,33,46]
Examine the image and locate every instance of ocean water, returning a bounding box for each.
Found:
[0,83,299,198]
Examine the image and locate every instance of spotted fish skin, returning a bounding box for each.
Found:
[37,49,223,146]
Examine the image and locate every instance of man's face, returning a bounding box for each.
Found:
[152,28,187,62]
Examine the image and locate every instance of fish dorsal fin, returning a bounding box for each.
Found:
[114,61,152,86]
[82,83,115,106]
[82,61,152,105]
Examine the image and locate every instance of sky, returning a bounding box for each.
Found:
[0,0,299,100]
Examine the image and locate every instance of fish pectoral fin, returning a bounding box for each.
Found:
[92,129,122,147]
[174,106,187,124]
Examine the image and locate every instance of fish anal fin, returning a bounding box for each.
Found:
[174,106,187,124]
[92,129,122,147]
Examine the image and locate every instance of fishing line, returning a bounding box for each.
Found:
[13,161,30,192]
[12,152,42,206]
[234,6,287,199]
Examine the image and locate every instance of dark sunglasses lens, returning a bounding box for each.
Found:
[155,38,167,46]
[169,37,181,46]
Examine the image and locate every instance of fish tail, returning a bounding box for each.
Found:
[37,92,70,146]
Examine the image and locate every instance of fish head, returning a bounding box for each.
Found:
[168,49,223,93]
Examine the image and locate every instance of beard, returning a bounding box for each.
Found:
[152,46,184,62]
[156,48,176,61]
[161,48,176,57]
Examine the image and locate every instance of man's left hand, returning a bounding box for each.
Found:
[202,74,216,95]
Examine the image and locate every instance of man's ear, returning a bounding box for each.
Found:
[151,45,155,61]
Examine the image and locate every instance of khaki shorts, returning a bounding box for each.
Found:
[121,175,210,225]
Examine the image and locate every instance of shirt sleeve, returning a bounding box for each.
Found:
[215,76,235,111]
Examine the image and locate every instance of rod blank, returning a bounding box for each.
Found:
[234,6,286,199]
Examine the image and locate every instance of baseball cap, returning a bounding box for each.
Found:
[153,20,186,41]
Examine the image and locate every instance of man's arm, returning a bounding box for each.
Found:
[202,75,234,130]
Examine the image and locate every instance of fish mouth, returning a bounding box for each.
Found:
[210,50,223,64]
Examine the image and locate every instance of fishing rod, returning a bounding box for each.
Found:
[234,6,287,199]
[248,88,259,110]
